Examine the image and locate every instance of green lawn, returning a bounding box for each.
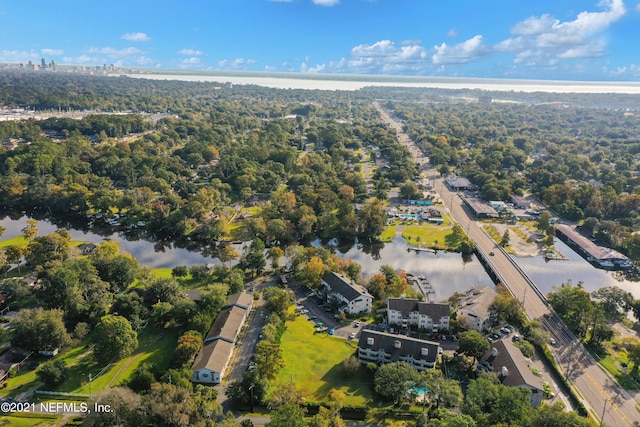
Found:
[275,315,373,406]
[378,225,396,243]
[482,225,501,243]
[401,226,458,250]
[0,236,27,248]
[0,413,62,426]
[52,327,177,395]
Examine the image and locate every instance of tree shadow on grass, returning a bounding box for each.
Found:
[54,353,100,393]
[316,351,374,403]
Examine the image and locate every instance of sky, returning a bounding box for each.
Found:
[1,0,639,81]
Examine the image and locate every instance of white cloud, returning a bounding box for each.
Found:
[498,0,626,65]
[312,0,339,6]
[62,46,151,67]
[447,28,458,38]
[120,32,151,42]
[88,47,144,57]
[178,49,204,56]
[41,48,63,56]
[218,58,257,69]
[0,50,39,63]
[432,35,488,65]
[181,57,201,66]
[637,3,640,11]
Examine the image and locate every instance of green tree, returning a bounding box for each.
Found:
[266,404,307,427]
[143,382,203,427]
[463,375,532,427]
[500,229,510,246]
[240,239,266,278]
[37,359,68,387]
[357,198,387,240]
[11,308,71,352]
[458,330,490,364]
[83,387,145,427]
[374,362,420,407]
[254,340,284,381]
[92,315,138,365]
[529,402,590,427]
[219,245,240,268]
[267,246,284,270]
[174,330,203,366]
[21,219,38,240]
[25,231,71,266]
[171,265,189,278]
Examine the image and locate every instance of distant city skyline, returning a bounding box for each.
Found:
[1,0,639,81]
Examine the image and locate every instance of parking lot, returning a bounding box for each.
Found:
[290,282,370,340]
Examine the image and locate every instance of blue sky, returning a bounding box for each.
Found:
[1,0,639,80]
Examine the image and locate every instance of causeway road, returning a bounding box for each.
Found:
[374,101,640,426]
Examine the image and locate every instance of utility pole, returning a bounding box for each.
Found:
[600,399,608,427]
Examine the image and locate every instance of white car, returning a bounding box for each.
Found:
[550,338,557,346]
[348,333,356,339]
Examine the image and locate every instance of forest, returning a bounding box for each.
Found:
[390,100,640,260]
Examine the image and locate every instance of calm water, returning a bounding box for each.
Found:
[126,72,640,94]
[514,238,640,299]
[0,215,218,268]
[3,214,637,300]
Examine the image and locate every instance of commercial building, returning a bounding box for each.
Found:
[464,198,499,218]
[445,175,477,191]
[555,224,631,270]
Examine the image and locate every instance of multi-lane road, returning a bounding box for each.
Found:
[374,102,640,426]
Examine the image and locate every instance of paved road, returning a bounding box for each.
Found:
[374,102,640,426]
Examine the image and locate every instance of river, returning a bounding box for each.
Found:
[2,214,638,300]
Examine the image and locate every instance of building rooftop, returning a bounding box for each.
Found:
[481,340,543,391]
[191,339,234,373]
[464,198,498,217]
[459,286,498,319]
[322,272,371,302]
[556,224,629,261]
[204,305,248,343]
[387,298,451,320]
[358,329,440,364]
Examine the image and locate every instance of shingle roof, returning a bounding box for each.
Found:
[204,305,248,343]
[225,292,253,309]
[460,286,497,319]
[358,330,440,364]
[482,340,543,391]
[322,272,371,302]
[387,298,451,319]
[191,339,234,372]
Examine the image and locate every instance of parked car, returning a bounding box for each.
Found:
[348,332,356,339]
[550,338,557,346]
[329,328,335,335]
[512,334,521,342]
[316,326,328,333]
[354,321,361,328]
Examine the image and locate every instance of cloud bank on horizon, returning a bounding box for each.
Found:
[0,0,638,80]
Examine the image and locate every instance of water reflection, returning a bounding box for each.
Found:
[514,238,640,299]
[0,213,218,269]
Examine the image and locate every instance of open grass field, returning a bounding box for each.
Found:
[275,315,374,406]
[0,236,28,248]
[0,413,62,426]
[53,327,177,394]
[401,226,459,250]
[378,225,396,243]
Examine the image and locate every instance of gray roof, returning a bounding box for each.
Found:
[204,305,248,343]
[191,339,234,373]
[460,286,497,319]
[387,298,451,319]
[482,340,543,391]
[322,272,371,302]
[358,329,440,365]
[556,224,629,261]
[464,198,498,216]
[225,292,254,309]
